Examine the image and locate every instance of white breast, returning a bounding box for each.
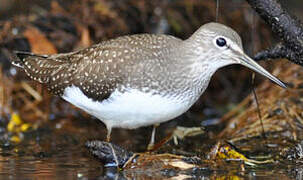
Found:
[62,86,195,130]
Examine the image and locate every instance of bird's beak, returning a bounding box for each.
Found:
[236,51,286,88]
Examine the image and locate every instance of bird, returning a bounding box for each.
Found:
[12,22,286,149]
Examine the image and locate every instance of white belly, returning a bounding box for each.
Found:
[62,86,194,130]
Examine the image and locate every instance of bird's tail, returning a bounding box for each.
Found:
[12,51,69,84]
[12,51,47,68]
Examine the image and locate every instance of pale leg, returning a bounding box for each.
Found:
[106,127,112,142]
[147,124,159,151]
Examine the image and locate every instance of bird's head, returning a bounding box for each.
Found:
[187,22,286,88]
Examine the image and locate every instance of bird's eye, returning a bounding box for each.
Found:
[216,37,226,47]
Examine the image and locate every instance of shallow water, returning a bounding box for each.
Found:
[0,149,299,179]
[0,116,300,180]
[0,152,102,179]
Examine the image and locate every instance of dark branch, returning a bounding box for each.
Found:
[246,0,303,66]
[254,43,298,62]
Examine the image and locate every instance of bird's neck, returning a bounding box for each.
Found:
[163,41,217,101]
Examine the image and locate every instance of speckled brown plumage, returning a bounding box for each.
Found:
[13,34,186,101]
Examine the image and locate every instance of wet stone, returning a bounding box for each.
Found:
[85,140,133,167]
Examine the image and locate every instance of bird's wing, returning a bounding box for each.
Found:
[13,34,182,101]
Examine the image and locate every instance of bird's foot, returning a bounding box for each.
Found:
[172,126,205,145]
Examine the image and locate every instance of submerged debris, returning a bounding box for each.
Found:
[85,140,201,170]
[210,141,274,166]
[86,139,274,175]
[7,112,33,143]
[282,140,303,162]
